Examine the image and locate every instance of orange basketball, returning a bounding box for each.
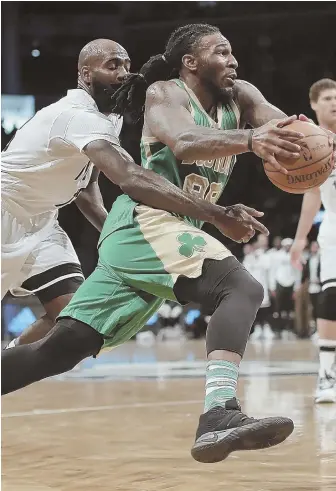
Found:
[263,120,334,194]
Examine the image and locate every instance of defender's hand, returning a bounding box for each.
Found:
[252,115,304,174]
[299,114,336,169]
[298,114,314,124]
[213,204,269,243]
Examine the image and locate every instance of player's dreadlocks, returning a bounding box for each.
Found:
[111,23,219,121]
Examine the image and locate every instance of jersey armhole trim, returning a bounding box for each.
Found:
[142,136,161,144]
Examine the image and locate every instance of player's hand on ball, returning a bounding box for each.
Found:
[299,113,336,169]
[290,239,306,270]
[213,204,269,243]
[251,115,304,174]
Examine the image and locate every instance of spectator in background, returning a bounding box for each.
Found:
[302,241,321,333]
[242,242,255,270]
[265,236,282,333]
[242,243,254,263]
[254,233,268,254]
[156,301,184,341]
[270,238,301,337]
[268,236,282,260]
[243,235,274,340]
[292,237,310,338]
[184,303,208,340]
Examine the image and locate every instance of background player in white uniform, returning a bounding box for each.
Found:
[3,38,265,348]
[291,79,336,403]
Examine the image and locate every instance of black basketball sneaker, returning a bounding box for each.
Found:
[191,397,294,463]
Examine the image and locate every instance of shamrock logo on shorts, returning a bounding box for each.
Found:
[177,232,207,258]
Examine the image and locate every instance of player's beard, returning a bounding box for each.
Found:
[199,70,234,106]
[91,80,122,114]
[206,79,234,106]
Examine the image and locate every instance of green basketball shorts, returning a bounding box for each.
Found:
[60,196,232,350]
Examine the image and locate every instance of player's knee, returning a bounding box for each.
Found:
[217,263,264,311]
[34,318,103,374]
[235,267,264,312]
[198,257,264,314]
[32,324,80,373]
[318,287,336,321]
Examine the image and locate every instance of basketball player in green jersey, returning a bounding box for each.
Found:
[2,24,306,463]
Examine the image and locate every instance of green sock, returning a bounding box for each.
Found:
[204,360,239,413]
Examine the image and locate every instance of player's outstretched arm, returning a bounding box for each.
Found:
[144,81,304,173]
[84,139,218,224]
[83,139,268,242]
[290,187,321,270]
[75,167,108,232]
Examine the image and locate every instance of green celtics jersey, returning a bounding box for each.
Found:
[140,78,240,228]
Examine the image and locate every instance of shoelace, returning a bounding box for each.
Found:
[239,413,256,423]
[319,377,336,390]
[223,408,256,425]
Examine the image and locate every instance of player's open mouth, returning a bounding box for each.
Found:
[226,73,237,86]
[226,78,235,86]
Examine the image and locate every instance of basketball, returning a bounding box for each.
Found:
[263,120,334,194]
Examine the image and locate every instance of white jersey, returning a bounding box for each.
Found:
[1,89,123,217]
[318,168,336,246]
[269,249,300,290]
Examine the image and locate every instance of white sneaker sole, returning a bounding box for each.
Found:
[315,389,336,404]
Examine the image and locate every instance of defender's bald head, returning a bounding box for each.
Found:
[77,38,130,113]
[78,39,128,70]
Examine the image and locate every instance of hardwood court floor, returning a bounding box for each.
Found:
[2,340,336,491]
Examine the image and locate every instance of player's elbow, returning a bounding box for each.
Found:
[172,131,196,161]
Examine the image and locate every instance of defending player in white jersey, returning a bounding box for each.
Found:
[291,79,336,403]
[3,38,264,348]
[1,39,132,346]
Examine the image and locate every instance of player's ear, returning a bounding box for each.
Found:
[182,54,198,73]
[80,66,91,85]
[310,100,317,112]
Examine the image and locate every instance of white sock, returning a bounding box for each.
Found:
[5,339,17,349]
[319,348,336,378]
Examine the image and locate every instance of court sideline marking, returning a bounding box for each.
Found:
[2,399,203,418]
